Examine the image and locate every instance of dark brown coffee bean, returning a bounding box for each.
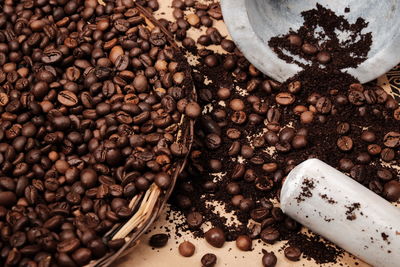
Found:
[179,241,195,257]
[284,246,302,261]
[205,227,225,248]
[361,130,376,142]
[339,158,354,172]
[336,122,350,134]
[0,191,17,207]
[262,250,277,267]
[72,248,92,265]
[80,168,98,188]
[149,233,168,248]
[250,207,270,222]
[348,90,365,106]
[205,134,221,149]
[186,212,203,228]
[201,253,217,267]
[185,102,201,118]
[260,227,279,244]
[381,148,395,162]
[57,238,80,253]
[154,172,171,190]
[316,97,332,113]
[377,169,393,181]
[350,165,366,183]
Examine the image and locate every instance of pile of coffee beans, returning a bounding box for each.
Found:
[164,1,400,266]
[0,0,198,265]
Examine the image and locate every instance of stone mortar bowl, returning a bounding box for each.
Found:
[221,0,400,83]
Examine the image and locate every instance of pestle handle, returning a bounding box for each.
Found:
[280,159,400,267]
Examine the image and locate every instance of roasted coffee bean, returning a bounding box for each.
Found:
[72,248,92,265]
[179,241,195,257]
[275,93,295,105]
[287,34,302,46]
[284,246,302,261]
[381,148,395,162]
[383,131,400,147]
[260,227,279,244]
[186,212,203,228]
[58,91,78,106]
[236,235,252,251]
[262,250,277,267]
[250,207,269,222]
[316,51,331,64]
[336,122,350,134]
[302,43,318,55]
[149,233,169,248]
[348,90,365,105]
[201,253,217,267]
[316,97,332,113]
[337,136,353,151]
[205,134,222,149]
[205,227,225,248]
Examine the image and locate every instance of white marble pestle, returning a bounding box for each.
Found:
[280,159,400,267]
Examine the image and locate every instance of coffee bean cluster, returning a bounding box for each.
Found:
[0,0,199,265]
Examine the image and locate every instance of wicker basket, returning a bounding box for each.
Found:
[85,3,196,266]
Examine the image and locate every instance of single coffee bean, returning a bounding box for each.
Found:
[260,227,279,244]
[205,227,225,248]
[58,91,78,106]
[381,148,395,162]
[284,246,302,261]
[361,130,376,142]
[383,180,400,201]
[262,250,277,267]
[316,51,331,64]
[186,212,203,228]
[383,131,400,148]
[377,169,393,181]
[236,235,252,251]
[178,241,195,257]
[287,34,302,46]
[185,102,201,118]
[337,136,353,151]
[0,191,17,207]
[72,248,92,265]
[275,92,295,105]
[201,253,217,267]
[149,233,169,248]
[302,43,318,55]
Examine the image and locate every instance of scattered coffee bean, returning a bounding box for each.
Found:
[262,250,277,267]
[179,241,195,257]
[149,234,169,248]
[201,253,217,267]
[186,212,203,228]
[236,235,252,251]
[284,246,302,261]
[205,227,225,248]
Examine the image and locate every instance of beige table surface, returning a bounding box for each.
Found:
[115,1,398,266]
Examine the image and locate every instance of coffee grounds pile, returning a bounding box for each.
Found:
[269,4,372,69]
[164,1,400,266]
